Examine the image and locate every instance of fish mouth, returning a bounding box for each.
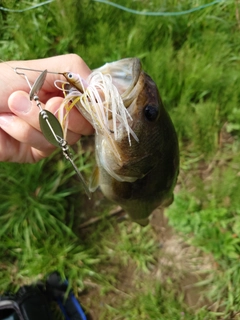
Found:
[95,57,142,109]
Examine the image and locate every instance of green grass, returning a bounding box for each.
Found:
[1,0,240,318]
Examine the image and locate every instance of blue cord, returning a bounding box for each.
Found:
[0,0,224,16]
[56,292,87,320]
[93,0,224,16]
[56,298,71,320]
[0,0,54,13]
[69,292,87,320]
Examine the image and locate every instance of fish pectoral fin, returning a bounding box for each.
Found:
[89,166,100,192]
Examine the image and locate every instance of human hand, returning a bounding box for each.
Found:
[0,54,94,163]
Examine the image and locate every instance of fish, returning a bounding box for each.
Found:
[61,58,179,226]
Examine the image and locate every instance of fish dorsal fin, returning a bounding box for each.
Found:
[89,166,100,192]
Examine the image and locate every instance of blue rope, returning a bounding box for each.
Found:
[69,293,87,320]
[93,0,224,16]
[0,0,224,15]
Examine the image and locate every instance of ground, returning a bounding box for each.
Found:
[77,204,215,319]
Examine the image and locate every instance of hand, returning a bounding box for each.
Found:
[0,54,94,163]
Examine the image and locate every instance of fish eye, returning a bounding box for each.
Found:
[144,105,159,122]
[67,73,73,79]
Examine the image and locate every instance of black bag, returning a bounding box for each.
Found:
[0,285,54,320]
[0,272,87,320]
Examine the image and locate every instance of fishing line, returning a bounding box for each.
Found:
[0,0,225,16]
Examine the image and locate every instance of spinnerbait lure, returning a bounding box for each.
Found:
[14,67,91,199]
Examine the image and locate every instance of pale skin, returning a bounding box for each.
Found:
[0,54,94,163]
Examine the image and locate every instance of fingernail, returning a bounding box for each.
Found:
[11,94,32,114]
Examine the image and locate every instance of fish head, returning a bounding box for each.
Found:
[95,58,169,178]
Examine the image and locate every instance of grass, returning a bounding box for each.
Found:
[1,0,240,318]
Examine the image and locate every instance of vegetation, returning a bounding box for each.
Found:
[0,0,240,318]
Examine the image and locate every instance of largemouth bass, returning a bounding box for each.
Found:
[62,58,179,226]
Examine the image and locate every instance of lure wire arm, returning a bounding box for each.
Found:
[14,66,61,75]
[14,68,33,89]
